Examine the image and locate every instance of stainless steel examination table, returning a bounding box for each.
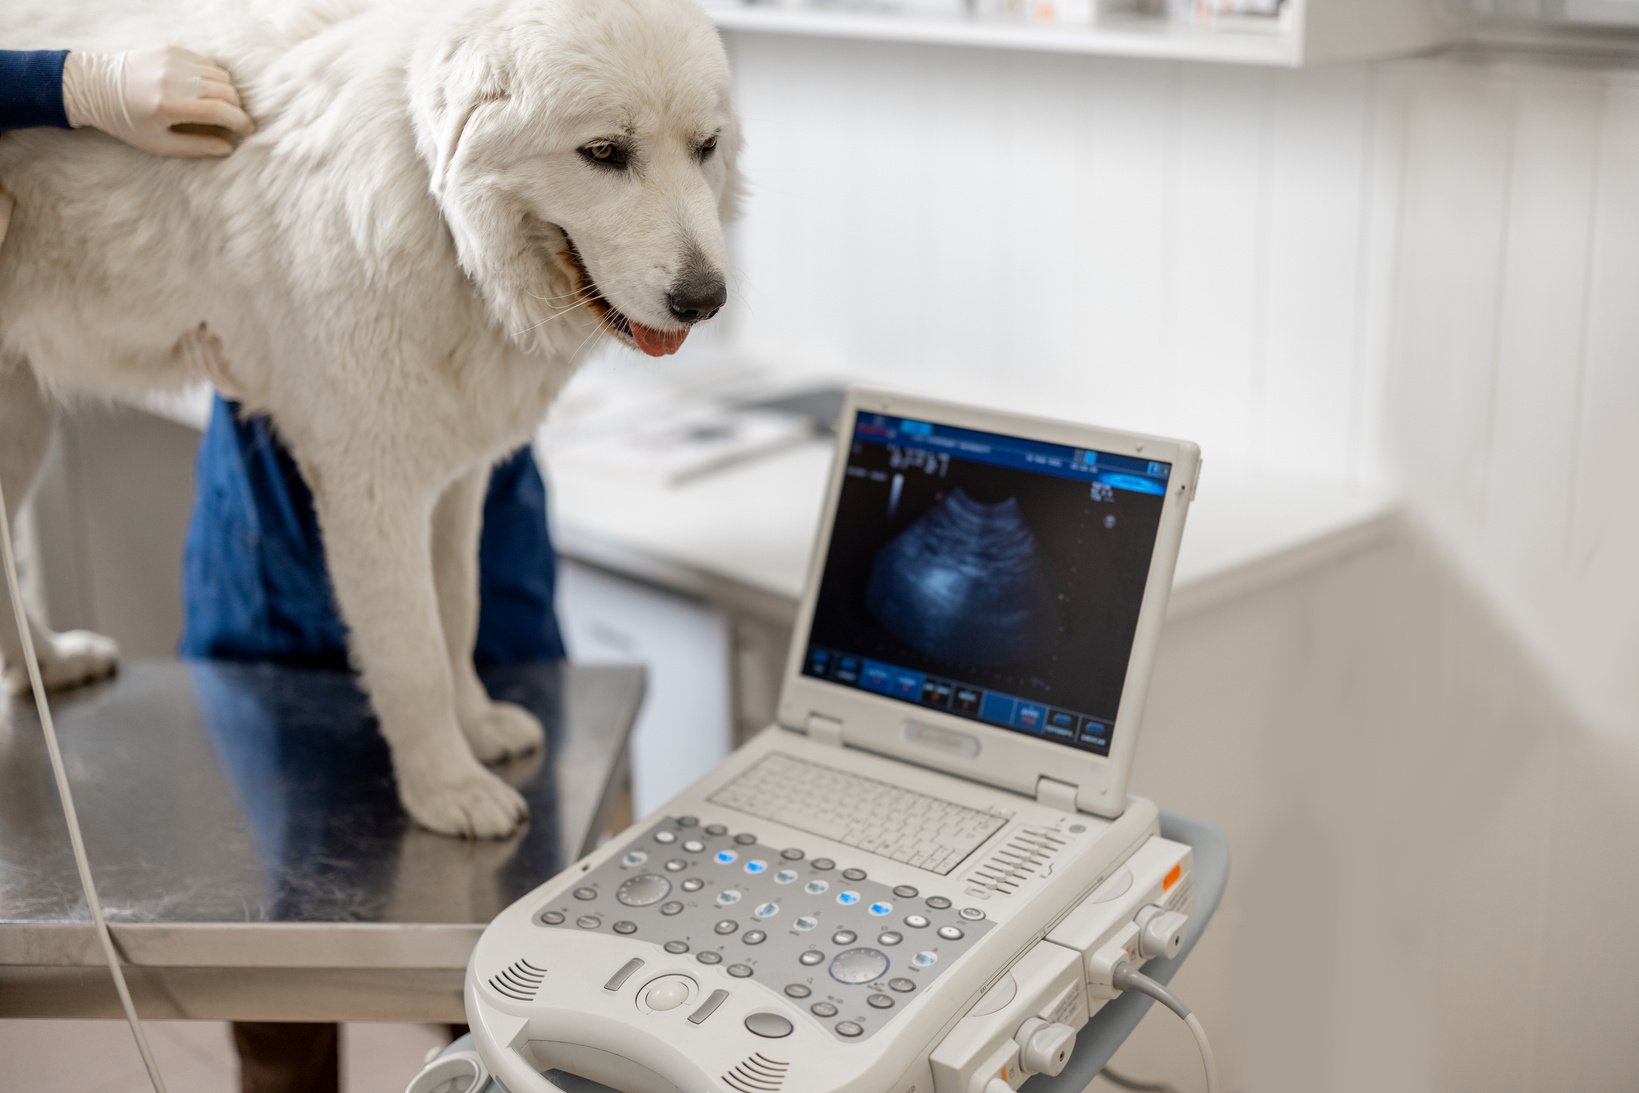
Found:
[0,658,644,1022]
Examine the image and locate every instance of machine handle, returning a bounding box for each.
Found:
[488,1046,572,1093]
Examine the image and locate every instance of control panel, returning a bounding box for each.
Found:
[529,814,997,1042]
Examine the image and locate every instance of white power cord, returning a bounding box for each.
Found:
[1110,962,1220,1093]
[0,477,169,1093]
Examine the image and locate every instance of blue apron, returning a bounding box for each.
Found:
[180,396,565,667]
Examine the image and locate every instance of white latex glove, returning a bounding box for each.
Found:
[0,187,12,253]
[62,46,254,158]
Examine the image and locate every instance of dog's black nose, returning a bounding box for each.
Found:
[667,273,727,324]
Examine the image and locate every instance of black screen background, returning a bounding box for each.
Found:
[804,435,1165,727]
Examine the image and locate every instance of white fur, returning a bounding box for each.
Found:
[0,0,742,837]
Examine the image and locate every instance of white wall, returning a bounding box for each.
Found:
[722,32,1639,1092]
[726,36,1398,486]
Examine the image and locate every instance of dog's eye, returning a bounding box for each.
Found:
[579,141,628,169]
[698,135,718,161]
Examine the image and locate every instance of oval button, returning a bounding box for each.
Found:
[616,874,671,907]
[745,1012,793,1039]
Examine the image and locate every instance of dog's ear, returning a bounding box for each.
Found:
[410,30,514,198]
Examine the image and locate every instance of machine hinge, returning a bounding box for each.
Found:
[1035,775,1080,813]
[806,713,844,747]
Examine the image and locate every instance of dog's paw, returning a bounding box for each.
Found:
[4,630,119,696]
[461,700,546,764]
[399,760,529,839]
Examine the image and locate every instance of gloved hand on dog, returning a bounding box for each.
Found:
[62,46,253,157]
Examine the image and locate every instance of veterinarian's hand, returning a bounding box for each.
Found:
[62,46,254,158]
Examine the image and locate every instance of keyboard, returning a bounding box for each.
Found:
[707,753,1009,875]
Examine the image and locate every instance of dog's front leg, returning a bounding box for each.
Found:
[310,468,527,838]
[433,465,546,762]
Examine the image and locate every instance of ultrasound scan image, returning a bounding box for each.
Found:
[864,489,1058,667]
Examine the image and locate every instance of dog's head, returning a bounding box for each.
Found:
[411,0,742,358]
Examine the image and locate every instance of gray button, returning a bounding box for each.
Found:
[655,830,677,844]
[811,858,835,871]
[868,993,894,1009]
[938,926,965,941]
[705,823,728,836]
[677,815,699,827]
[959,907,986,921]
[835,1021,863,1038]
[573,887,597,901]
[811,1002,838,1018]
[683,839,705,853]
[842,868,867,882]
[613,921,637,935]
[576,915,600,929]
[781,848,804,860]
[616,874,671,907]
[603,958,644,991]
[688,988,728,1025]
[728,964,753,978]
[660,902,684,916]
[1070,823,1087,834]
[681,878,704,893]
[893,885,919,899]
[664,941,689,954]
[698,951,723,965]
[832,930,857,945]
[784,983,811,998]
[745,1012,794,1039]
[538,910,565,925]
[799,951,826,966]
[877,931,903,946]
[743,930,767,945]
[889,977,916,993]
[734,833,757,846]
[714,920,738,935]
[665,859,687,872]
[926,896,952,910]
[830,948,890,985]
[906,914,930,929]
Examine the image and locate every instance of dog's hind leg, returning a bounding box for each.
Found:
[306,458,528,838]
[432,465,547,763]
[0,356,119,695]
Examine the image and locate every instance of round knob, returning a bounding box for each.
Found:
[1017,1017,1077,1077]
[829,947,890,985]
[641,976,693,1012]
[616,873,672,907]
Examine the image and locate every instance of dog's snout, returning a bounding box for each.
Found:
[667,271,727,325]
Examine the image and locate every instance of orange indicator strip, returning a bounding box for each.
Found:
[1163,864,1182,892]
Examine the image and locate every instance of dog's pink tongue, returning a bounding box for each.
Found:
[630,321,689,357]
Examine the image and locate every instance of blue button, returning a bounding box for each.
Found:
[1014,703,1045,732]
[805,880,829,895]
[715,850,738,865]
[837,891,861,906]
[744,860,767,875]
[980,692,1017,725]
[868,902,893,917]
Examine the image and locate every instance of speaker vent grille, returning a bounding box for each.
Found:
[722,1052,789,1091]
[967,826,1067,895]
[487,958,546,1002]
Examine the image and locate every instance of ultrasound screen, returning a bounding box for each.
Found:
[801,412,1170,756]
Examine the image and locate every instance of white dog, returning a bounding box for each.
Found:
[0,0,742,837]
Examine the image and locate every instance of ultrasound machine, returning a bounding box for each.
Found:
[407,389,1212,1093]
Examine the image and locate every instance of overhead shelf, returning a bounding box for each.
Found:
[707,0,1451,66]
[709,5,1301,65]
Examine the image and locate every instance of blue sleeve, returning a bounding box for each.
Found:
[0,50,71,131]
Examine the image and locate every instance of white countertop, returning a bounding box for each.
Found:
[547,432,1398,625]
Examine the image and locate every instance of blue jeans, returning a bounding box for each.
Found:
[180,397,565,666]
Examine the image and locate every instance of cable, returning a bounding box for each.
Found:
[1111,962,1220,1093]
[0,478,169,1093]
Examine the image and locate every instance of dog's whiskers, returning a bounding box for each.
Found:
[511,293,597,339]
